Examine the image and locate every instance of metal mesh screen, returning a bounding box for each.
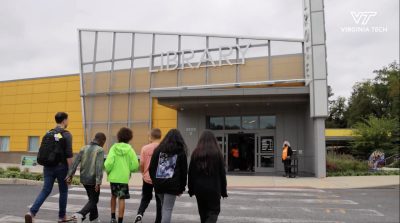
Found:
[78,30,305,152]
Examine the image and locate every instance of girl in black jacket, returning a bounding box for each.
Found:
[149,129,187,223]
[188,131,228,223]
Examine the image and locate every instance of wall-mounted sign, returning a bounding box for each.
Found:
[21,156,38,167]
[261,136,274,153]
[185,127,197,136]
[150,44,250,72]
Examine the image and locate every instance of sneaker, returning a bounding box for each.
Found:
[110,218,117,223]
[24,212,34,223]
[90,218,100,223]
[71,213,84,223]
[134,214,143,223]
[58,216,73,222]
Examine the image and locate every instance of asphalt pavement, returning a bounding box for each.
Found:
[0,184,398,223]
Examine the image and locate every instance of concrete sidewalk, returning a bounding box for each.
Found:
[1,163,399,189]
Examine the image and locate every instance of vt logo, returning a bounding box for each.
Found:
[351,11,377,25]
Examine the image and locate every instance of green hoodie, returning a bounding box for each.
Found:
[104,142,139,184]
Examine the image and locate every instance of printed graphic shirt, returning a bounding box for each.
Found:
[149,148,188,195]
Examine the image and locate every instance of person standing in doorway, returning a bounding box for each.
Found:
[188,131,228,223]
[230,144,240,171]
[25,112,73,223]
[134,128,163,223]
[104,127,139,223]
[65,132,107,223]
[149,129,188,223]
[282,140,293,177]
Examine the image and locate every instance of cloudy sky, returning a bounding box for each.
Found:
[0,0,398,98]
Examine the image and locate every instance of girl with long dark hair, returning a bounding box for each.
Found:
[149,129,188,223]
[188,130,228,223]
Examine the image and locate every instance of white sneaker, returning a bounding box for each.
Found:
[72,213,84,223]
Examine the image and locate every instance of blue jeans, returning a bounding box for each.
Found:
[157,194,177,223]
[30,164,69,218]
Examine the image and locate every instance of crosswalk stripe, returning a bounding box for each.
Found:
[0,215,52,223]
[52,194,194,208]
[36,200,385,218]
[37,202,345,223]
[230,187,326,193]
[257,198,358,205]
[68,187,337,198]
[51,193,361,214]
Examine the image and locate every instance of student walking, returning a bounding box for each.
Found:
[188,131,228,223]
[25,112,73,223]
[65,132,107,223]
[104,127,139,223]
[282,140,293,177]
[149,129,188,223]
[134,129,163,223]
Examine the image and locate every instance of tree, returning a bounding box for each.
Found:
[326,96,347,128]
[326,85,348,128]
[351,116,399,159]
[346,61,400,126]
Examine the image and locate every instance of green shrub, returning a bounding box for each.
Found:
[327,170,400,177]
[326,153,368,173]
[3,171,20,178]
[0,167,4,174]
[6,166,20,172]
[388,159,400,168]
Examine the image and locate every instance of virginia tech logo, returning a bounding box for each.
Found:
[340,11,386,33]
[350,11,377,25]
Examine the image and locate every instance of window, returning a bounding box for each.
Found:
[28,136,40,152]
[207,115,276,130]
[225,116,240,130]
[208,117,224,130]
[0,136,10,152]
[242,116,258,130]
[260,116,276,129]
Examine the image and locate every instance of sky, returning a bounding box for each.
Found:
[0,0,398,99]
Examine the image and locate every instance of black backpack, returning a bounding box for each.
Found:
[37,128,67,167]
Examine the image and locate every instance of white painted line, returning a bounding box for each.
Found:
[236,187,326,193]
[69,187,332,197]
[257,198,358,205]
[52,194,194,208]
[38,202,344,223]
[227,190,338,198]
[0,215,53,223]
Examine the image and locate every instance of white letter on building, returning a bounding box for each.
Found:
[237,44,250,64]
[219,46,233,66]
[181,50,195,69]
[166,51,178,70]
[197,49,215,68]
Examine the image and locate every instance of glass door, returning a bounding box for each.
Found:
[255,134,275,172]
[215,134,227,170]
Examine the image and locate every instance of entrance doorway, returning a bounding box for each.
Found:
[227,133,255,172]
[215,131,276,173]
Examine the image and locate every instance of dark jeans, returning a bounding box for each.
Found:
[30,164,68,218]
[195,194,220,223]
[77,184,100,221]
[283,159,292,175]
[138,181,162,223]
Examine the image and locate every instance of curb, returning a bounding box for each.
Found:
[0,178,45,186]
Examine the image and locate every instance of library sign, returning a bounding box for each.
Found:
[149,44,250,72]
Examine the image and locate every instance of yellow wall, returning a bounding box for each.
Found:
[151,98,177,137]
[0,75,84,153]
